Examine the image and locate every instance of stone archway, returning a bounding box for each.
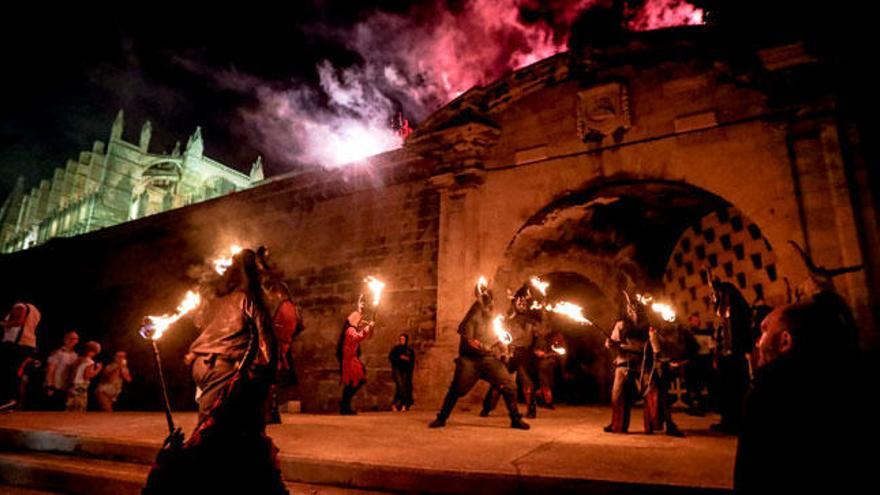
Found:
[487,179,785,404]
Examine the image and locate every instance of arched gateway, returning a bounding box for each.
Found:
[406,33,874,406]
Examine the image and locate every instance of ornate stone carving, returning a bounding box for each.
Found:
[576,82,631,143]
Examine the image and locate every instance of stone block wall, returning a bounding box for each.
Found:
[0,152,440,413]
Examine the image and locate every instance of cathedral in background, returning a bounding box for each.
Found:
[0,110,264,252]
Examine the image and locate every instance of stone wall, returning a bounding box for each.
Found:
[0,151,439,413]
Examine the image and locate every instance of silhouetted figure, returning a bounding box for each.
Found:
[604,293,649,434]
[710,278,752,434]
[142,249,287,495]
[429,281,529,430]
[735,242,864,493]
[0,301,41,411]
[480,287,539,418]
[389,333,415,411]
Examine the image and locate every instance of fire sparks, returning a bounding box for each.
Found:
[551,344,567,356]
[493,315,513,346]
[364,275,386,306]
[143,290,202,341]
[543,301,593,326]
[650,302,678,322]
[630,0,705,31]
[530,276,549,296]
[212,245,243,275]
[635,293,677,322]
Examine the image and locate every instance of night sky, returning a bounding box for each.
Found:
[0,2,421,198]
[0,1,868,200]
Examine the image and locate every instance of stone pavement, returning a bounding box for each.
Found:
[0,406,735,494]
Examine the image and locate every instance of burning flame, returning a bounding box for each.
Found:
[543,301,592,326]
[551,344,567,356]
[650,302,677,323]
[530,276,549,296]
[144,290,202,341]
[636,293,676,322]
[493,315,513,346]
[364,275,386,306]
[477,276,488,292]
[212,245,244,275]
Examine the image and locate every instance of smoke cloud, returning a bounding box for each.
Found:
[204,0,703,169]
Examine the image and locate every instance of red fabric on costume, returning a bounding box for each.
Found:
[341,326,368,386]
[273,300,298,346]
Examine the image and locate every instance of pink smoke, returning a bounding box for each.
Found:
[630,0,704,30]
[230,0,704,169]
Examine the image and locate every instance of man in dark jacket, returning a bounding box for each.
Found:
[389,333,415,411]
[734,300,859,493]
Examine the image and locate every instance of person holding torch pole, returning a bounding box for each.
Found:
[142,249,288,495]
[429,278,530,430]
[337,276,383,415]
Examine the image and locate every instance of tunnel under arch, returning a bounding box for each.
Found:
[493,179,786,403]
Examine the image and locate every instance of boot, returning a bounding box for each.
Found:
[431,390,458,427]
[526,402,537,419]
[510,416,531,430]
[666,422,685,437]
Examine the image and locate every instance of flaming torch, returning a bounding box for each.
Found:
[636,293,677,323]
[363,275,385,321]
[139,290,201,437]
[650,302,677,323]
[477,276,489,296]
[530,276,549,296]
[212,245,243,275]
[543,301,593,326]
[492,315,513,346]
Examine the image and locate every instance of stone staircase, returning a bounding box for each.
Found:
[0,426,384,495]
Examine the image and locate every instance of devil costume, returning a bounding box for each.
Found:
[604,315,648,433]
[642,326,685,436]
[143,284,287,495]
[429,289,529,430]
[338,310,373,415]
[532,324,564,412]
[480,311,539,418]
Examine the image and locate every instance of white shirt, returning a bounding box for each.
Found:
[71,357,95,388]
[46,348,78,388]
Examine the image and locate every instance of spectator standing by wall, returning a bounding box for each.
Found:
[44,331,79,410]
[95,351,132,411]
[65,341,102,412]
[0,300,41,411]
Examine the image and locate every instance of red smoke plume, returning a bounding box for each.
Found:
[230,0,703,168]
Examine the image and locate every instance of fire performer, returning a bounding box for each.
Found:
[642,322,686,437]
[266,280,304,423]
[337,296,374,415]
[532,321,565,414]
[429,279,530,430]
[479,286,539,418]
[142,249,287,495]
[604,293,649,434]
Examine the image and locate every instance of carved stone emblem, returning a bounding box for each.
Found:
[577,82,631,143]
